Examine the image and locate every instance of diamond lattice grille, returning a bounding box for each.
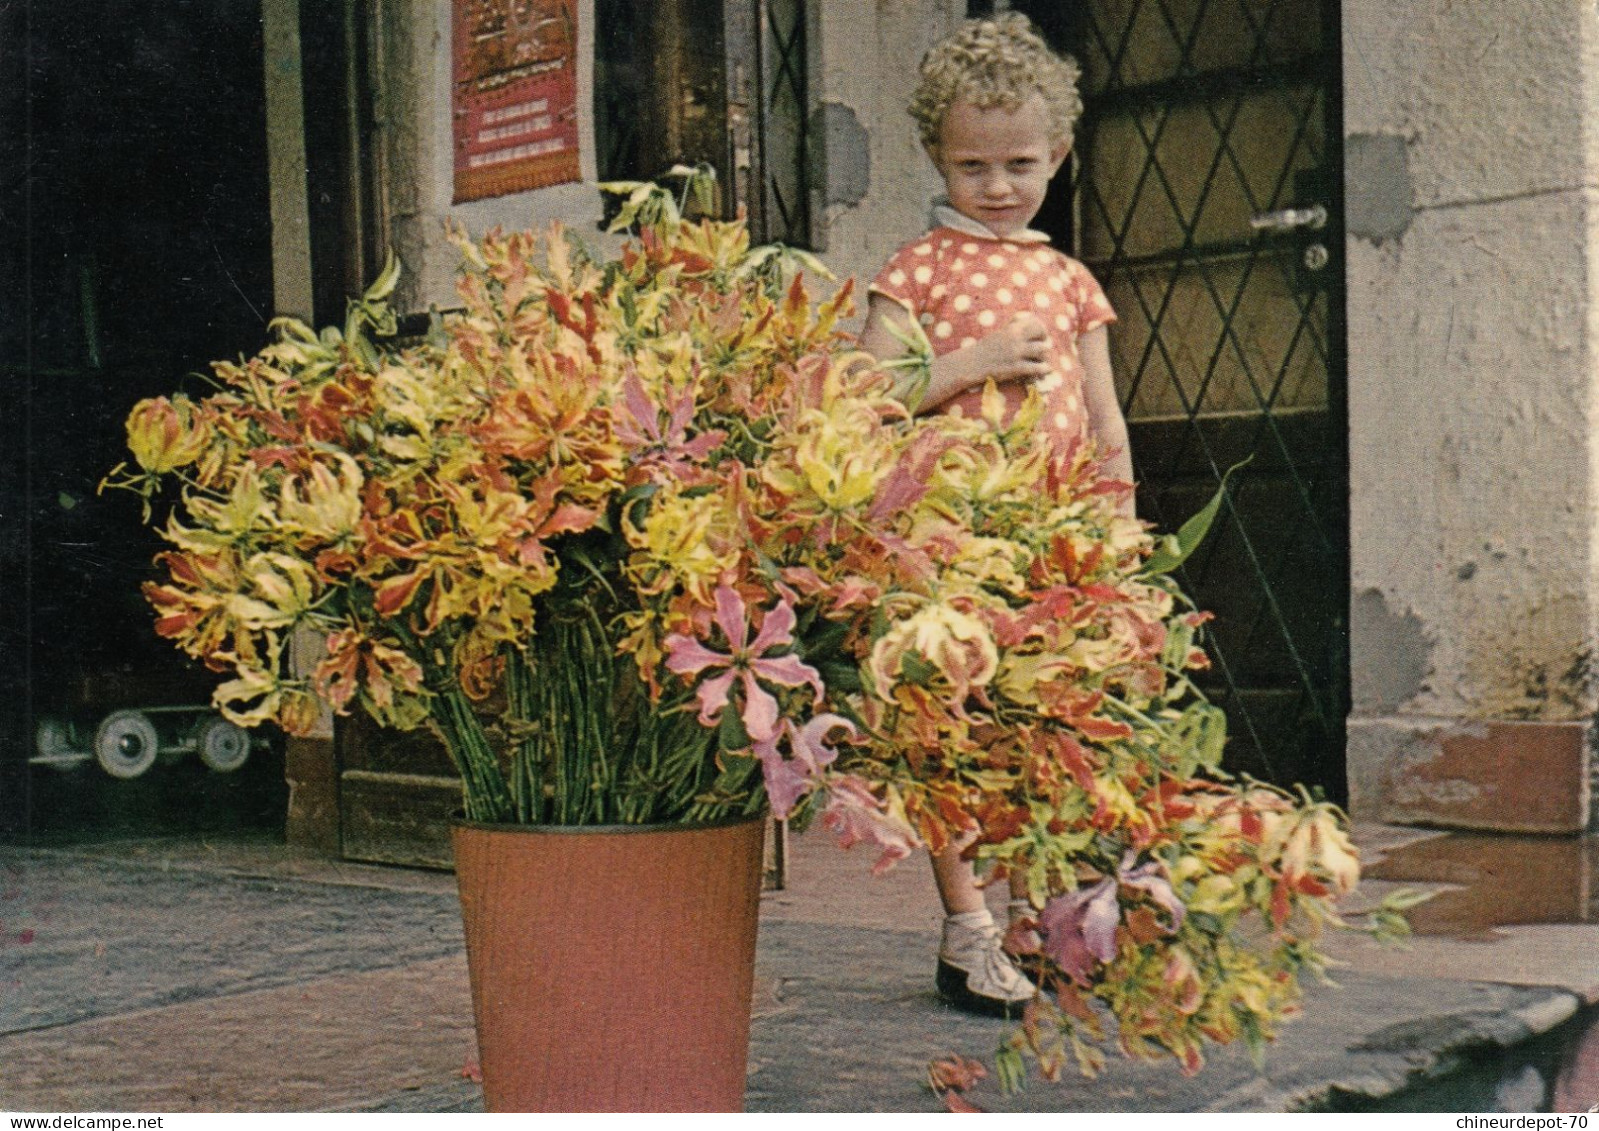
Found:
[1073,0,1346,791]
[759,0,812,247]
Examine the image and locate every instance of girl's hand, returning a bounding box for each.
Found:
[972,313,1053,383]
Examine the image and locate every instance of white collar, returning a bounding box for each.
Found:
[930,201,1052,244]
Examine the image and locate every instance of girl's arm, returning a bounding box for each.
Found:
[861,293,1052,412]
[1078,324,1136,517]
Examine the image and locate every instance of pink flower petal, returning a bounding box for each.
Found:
[663,634,731,678]
[748,597,797,655]
[1081,882,1121,960]
[1121,857,1186,932]
[693,669,736,727]
[752,733,811,819]
[790,712,857,772]
[621,372,661,444]
[666,384,696,438]
[738,669,781,742]
[712,586,750,653]
[1038,878,1119,984]
[819,777,920,875]
[750,652,825,701]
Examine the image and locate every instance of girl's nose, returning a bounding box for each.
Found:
[982,170,1011,197]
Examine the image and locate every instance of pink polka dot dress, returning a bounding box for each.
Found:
[870,221,1116,449]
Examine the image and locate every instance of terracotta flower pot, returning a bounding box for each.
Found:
[451,814,766,1112]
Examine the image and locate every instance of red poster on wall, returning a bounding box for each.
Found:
[452,0,582,203]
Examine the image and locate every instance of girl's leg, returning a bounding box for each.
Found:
[930,845,987,914]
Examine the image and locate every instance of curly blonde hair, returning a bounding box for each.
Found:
[908,13,1083,152]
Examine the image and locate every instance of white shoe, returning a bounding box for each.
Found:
[936,914,1036,1018]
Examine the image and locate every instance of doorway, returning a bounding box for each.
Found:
[7,0,286,841]
[1014,0,1349,797]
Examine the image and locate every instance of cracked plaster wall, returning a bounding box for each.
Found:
[810,0,958,294]
[1344,0,1599,822]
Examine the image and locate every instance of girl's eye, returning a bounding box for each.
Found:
[1009,159,1037,172]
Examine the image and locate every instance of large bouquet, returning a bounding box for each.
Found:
[107,178,1400,1086]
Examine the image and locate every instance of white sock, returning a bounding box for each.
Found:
[944,909,994,933]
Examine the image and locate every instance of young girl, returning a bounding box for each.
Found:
[860,13,1134,1018]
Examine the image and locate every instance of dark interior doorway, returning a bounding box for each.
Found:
[4,0,288,842]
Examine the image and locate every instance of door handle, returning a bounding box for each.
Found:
[1249,204,1328,234]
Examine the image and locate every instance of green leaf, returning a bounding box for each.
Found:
[816,660,863,694]
[1379,887,1437,912]
[718,699,752,751]
[1142,456,1253,576]
[802,618,851,661]
[365,250,401,303]
[900,651,939,687]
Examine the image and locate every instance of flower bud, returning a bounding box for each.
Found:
[126,396,209,473]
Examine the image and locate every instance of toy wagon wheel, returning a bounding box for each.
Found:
[34,718,82,771]
[94,710,160,780]
[195,715,251,773]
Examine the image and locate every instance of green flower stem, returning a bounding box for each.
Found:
[429,685,513,824]
[506,650,544,824]
[523,602,618,826]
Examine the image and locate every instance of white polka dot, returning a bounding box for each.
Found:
[987,254,1005,268]
[960,336,977,348]
[935,321,953,339]
[972,273,988,288]
[953,294,973,313]
[1011,271,1028,286]
[915,243,933,255]
[1049,276,1066,292]
[920,312,935,325]
[1053,412,1072,430]
[940,239,954,250]
[977,310,997,328]
[1002,243,1019,253]
[952,258,967,272]
[1034,292,1051,309]
[1055,315,1072,331]
[962,242,980,254]
[914,265,933,284]
[1037,371,1064,392]
[930,284,947,300]
[1064,392,1081,409]
[1031,252,1051,268]
[889,269,906,286]
[997,288,1013,304]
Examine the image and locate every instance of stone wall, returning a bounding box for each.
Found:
[1342,0,1599,831]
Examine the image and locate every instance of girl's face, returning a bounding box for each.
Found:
[929,95,1069,238]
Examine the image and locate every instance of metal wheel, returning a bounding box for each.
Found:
[94,710,161,779]
[195,715,251,773]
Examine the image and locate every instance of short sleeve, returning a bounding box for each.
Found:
[869,238,935,318]
[1065,259,1116,334]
